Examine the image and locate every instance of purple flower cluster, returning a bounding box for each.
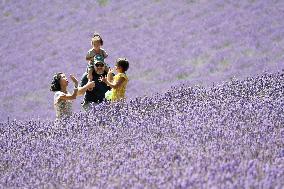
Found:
[1,71,283,188]
[1,0,284,119]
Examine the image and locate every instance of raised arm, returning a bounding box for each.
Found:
[77,81,95,96]
[59,88,78,100]
[58,74,78,100]
[107,68,114,82]
[77,73,95,96]
[100,75,125,89]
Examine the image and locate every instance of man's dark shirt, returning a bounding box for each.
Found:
[80,71,111,103]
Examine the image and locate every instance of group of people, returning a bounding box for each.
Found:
[50,32,129,119]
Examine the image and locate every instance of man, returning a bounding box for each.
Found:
[78,58,111,110]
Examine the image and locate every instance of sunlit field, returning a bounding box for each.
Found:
[1,71,284,188]
[0,0,283,120]
[0,0,283,188]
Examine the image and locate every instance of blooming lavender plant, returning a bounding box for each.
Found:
[0,71,283,188]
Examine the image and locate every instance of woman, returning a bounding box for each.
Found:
[50,72,94,119]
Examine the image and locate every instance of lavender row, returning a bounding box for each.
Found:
[0,71,283,188]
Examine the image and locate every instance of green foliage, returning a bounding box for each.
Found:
[97,0,108,7]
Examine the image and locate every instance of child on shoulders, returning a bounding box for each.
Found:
[86,32,108,82]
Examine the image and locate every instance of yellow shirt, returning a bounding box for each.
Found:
[112,73,128,101]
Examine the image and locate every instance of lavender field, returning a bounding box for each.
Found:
[0,0,284,188]
[0,0,284,120]
[1,72,284,188]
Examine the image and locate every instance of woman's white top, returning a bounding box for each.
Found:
[54,91,73,119]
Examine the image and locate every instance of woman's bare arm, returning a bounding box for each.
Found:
[77,81,95,96]
[59,89,78,100]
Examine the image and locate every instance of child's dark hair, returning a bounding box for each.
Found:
[50,72,63,92]
[93,32,103,45]
[116,58,129,72]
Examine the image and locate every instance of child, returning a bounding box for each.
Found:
[99,58,129,102]
[86,32,108,82]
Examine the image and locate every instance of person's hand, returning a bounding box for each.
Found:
[107,68,114,77]
[70,74,78,87]
[86,81,95,90]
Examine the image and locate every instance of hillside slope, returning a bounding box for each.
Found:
[0,71,283,188]
[0,0,284,120]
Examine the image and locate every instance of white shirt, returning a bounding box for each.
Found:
[54,91,73,119]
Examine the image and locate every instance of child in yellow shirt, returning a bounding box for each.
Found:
[99,58,129,101]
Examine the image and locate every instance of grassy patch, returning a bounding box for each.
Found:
[4,12,11,17]
[191,54,210,67]
[97,0,108,7]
